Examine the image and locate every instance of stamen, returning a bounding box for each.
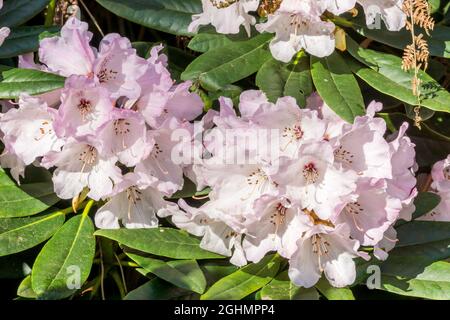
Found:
[302,162,319,184]
[78,98,93,121]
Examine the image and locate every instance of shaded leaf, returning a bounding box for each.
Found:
[127,252,207,294]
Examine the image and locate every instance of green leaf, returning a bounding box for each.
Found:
[0,26,60,59]
[315,278,355,300]
[96,0,201,36]
[188,30,250,52]
[201,261,238,285]
[411,192,441,221]
[256,54,312,107]
[0,179,60,218]
[181,33,273,91]
[124,278,189,300]
[396,192,441,226]
[0,0,50,28]
[127,253,207,294]
[396,221,450,247]
[201,254,282,300]
[381,261,450,300]
[260,271,319,300]
[0,211,65,257]
[310,52,365,123]
[346,37,450,113]
[381,239,450,279]
[353,19,450,58]
[31,214,96,299]
[95,228,223,260]
[0,68,65,99]
[17,275,37,299]
[169,177,210,199]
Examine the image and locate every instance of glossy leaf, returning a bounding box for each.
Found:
[381,261,450,300]
[310,52,365,123]
[256,54,312,107]
[353,18,450,58]
[127,253,206,294]
[95,228,223,260]
[181,33,273,91]
[124,278,189,300]
[260,271,319,300]
[315,278,355,300]
[31,214,95,299]
[396,221,450,247]
[17,275,37,299]
[96,0,201,36]
[0,180,59,218]
[346,37,450,113]
[0,26,60,59]
[201,254,282,300]
[0,211,65,257]
[0,68,65,99]
[0,0,50,28]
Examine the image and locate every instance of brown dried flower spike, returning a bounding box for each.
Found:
[401,0,435,128]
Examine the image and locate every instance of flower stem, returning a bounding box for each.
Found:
[44,0,57,27]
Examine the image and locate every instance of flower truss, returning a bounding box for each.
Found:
[190,0,406,62]
[0,13,435,291]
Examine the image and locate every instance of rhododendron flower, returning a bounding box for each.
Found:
[54,76,114,138]
[0,94,64,165]
[242,195,309,262]
[95,173,177,229]
[42,138,122,201]
[189,0,260,36]
[162,199,247,267]
[334,179,402,246]
[430,155,450,192]
[271,142,358,220]
[40,18,148,99]
[97,109,153,167]
[288,223,363,288]
[134,117,186,196]
[256,0,336,62]
[357,0,406,31]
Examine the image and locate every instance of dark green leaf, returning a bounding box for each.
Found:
[346,37,450,113]
[0,68,65,99]
[0,0,50,28]
[95,228,223,260]
[396,221,450,247]
[201,254,282,300]
[0,179,59,218]
[182,33,273,91]
[31,214,95,299]
[0,26,60,59]
[256,54,312,107]
[0,211,65,257]
[127,253,206,294]
[353,18,450,58]
[124,278,189,300]
[96,0,201,36]
[310,52,365,123]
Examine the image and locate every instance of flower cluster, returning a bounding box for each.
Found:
[419,155,450,222]
[0,17,419,289]
[0,17,203,228]
[189,0,406,62]
[163,91,417,288]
